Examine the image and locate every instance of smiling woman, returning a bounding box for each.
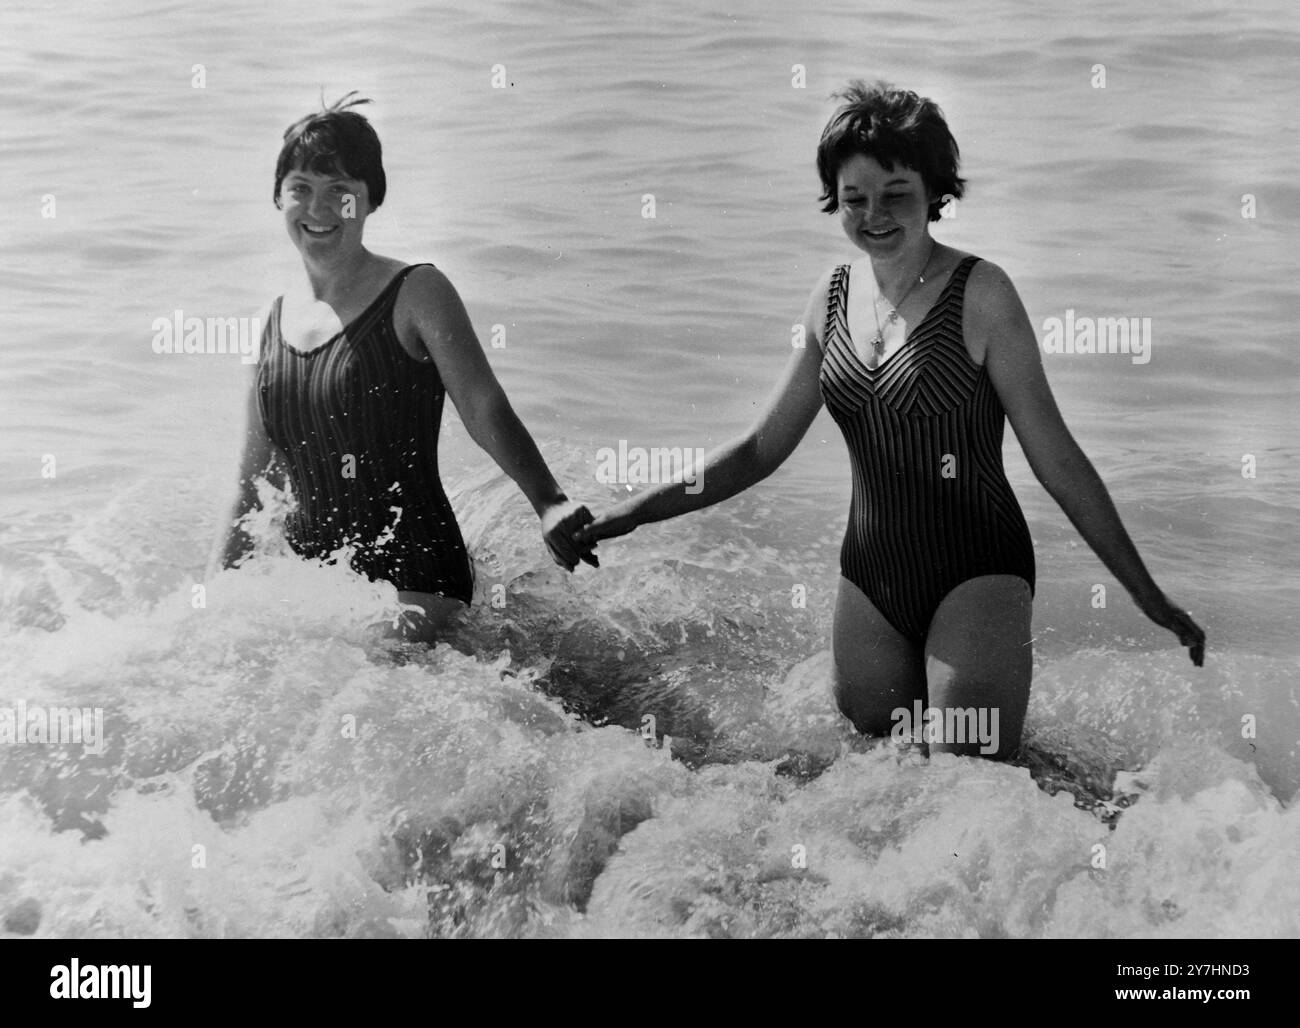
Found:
[577,79,1206,760]
[206,93,598,640]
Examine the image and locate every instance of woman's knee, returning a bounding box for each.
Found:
[924,663,1029,760]
[832,663,919,737]
[924,704,1021,760]
[923,576,1032,759]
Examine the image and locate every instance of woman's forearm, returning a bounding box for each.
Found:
[1041,450,1163,606]
[618,433,766,528]
[204,493,244,574]
[468,393,567,514]
[205,487,255,577]
[206,449,280,577]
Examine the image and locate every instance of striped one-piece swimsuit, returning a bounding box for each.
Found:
[818,254,1035,643]
[256,264,474,602]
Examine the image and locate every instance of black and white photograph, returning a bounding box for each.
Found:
[0,0,1295,975]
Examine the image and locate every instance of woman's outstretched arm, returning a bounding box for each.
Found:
[578,270,833,543]
[970,260,1206,665]
[401,265,595,571]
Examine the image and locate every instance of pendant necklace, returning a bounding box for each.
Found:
[870,239,937,354]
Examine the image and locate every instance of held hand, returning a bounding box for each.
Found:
[574,502,639,546]
[539,499,598,571]
[1138,591,1205,667]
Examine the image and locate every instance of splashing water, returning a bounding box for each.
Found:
[1,457,1296,939]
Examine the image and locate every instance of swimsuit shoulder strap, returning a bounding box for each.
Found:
[377,262,440,321]
[945,255,982,311]
[267,294,286,356]
[335,263,441,343]
[392,261,437,285]
[373,262,429,309]
[821,264,851,357]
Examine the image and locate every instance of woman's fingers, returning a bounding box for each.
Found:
[1155,601,1205,667]
[561,506,595,566]
[1174,610,1206,666]
[544,503,599,572]
[576,514,632,543]
[546,540,573,571]
[550,536,579,570]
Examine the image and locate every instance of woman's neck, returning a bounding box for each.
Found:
[870,236,937,297]
[299,247,376,302]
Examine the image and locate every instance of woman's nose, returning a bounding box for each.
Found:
[308,193,333,219]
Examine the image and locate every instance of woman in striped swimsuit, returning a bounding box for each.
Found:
[207,95,595,639]
[580,80,1204,759]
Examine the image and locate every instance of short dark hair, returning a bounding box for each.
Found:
[816,80,965,221]
[273,92,387,209]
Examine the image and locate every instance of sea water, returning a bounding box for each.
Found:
[1,0,1297,937]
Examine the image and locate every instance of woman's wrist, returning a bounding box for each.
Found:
[530,487,569,517]
[1130,580,1166,611]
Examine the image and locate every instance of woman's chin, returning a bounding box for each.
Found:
[850,228,928,258]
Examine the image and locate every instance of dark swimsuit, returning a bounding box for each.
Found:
[256,263,475,603]
[818,254,1034,643]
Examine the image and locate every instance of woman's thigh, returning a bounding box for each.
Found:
[832,576,926,735]
[924,575,1033,760]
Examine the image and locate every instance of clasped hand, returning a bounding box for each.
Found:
[541,500,640,572]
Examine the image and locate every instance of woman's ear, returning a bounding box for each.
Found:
[927,189,946,221]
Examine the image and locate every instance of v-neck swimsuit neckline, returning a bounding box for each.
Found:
[276,268,413,358]
[842,257,970,372]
